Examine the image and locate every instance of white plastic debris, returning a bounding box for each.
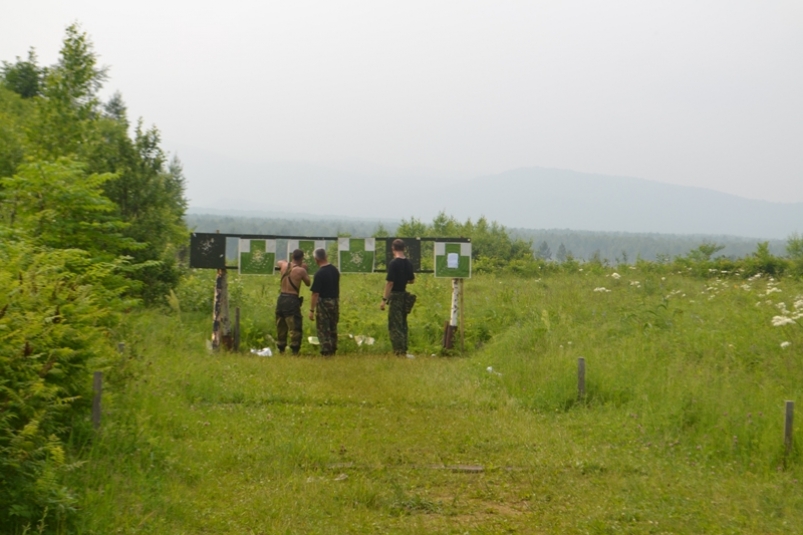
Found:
[250,347,273,357]
[308,336,320,345]
[354,335,375,346]
[406,353,415,359]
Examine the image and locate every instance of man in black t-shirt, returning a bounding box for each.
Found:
[380,239,415,355]
[309,248,340,356]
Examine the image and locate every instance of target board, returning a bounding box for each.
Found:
[434,241,472,278]
[239,239,276,275]
[287,239,326,275]
[338,238,375,273]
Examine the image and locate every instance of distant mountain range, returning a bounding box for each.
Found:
[181,148,800,240]
[427,168,802,240]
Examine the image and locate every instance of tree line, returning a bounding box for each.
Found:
[188,211,803,277]
[0,25,187,531]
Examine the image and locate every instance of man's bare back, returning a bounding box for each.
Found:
[278,260,311,294]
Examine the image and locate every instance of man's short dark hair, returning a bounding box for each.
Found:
[292,249,304,262]
[392,239,405,252]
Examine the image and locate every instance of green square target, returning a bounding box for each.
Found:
[287,239,326,275]
[239,239,276,275]
[434,242,471,278]
[338,238,375,273]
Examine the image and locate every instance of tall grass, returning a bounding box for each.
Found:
[66,268,803,533]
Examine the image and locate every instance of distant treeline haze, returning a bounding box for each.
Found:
[187,212,787,263]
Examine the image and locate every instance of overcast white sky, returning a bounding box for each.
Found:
[2,1,802,203]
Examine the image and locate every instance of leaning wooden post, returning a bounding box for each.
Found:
[212,268,232,350]
[92,371,103,429]
[785,400,794,455]
[577,357,586,398]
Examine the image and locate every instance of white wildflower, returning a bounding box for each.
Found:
[661,277,666,281]
[740,284,751,291]
[630,281,641,286]
[794,299,803,310]
[772,316,796,327]
[765,287,781,295]
[611,272,621,279]
[593,287,611,293]
[781,341,791,349]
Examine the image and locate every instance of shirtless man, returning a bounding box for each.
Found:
[275,249,311,355]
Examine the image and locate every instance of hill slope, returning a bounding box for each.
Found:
[426,167,802,239]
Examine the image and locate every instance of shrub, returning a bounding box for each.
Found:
[0,234,127,531]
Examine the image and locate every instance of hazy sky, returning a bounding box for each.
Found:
[2,1,802,203]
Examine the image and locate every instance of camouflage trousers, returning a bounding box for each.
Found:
[276,293,302,354]
[315,298,339,356]
[388,291,409,354]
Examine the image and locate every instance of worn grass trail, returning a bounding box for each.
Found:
[76,306,802,534]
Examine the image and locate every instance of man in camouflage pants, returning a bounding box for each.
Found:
[380,239,415,355]
[276,249,310,355]
[308,248,340,356]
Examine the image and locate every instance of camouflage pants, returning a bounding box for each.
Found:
[276,293,302,354]
[388,291,408,354]
[315,298,339,356]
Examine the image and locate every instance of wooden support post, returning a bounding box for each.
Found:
[443,278,460,350]
[459,278,465,353]
[212,268,232,350]
[92,371,102,429]
[578,357,586,398]
[785,400,794,455]
[234,307,241,352]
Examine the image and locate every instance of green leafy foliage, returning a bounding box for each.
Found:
[1,48,45,99]
[0,24,187,303]
[1,159,137,257]
[0,234,127,531]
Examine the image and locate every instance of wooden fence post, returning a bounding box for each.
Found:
[212,268,232,350]
[578,357,586,398]
[92,371,102,429]
[785,400,794,455]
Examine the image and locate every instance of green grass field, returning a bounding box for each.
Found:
[71,269,803,534]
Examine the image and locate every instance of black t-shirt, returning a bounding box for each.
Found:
[310,264,340,299]
[386,257,415,292]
